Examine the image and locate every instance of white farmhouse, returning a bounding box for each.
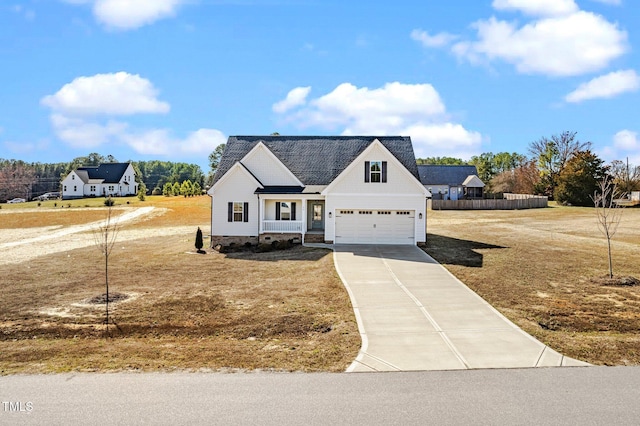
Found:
[208,136,430,246]
[61,163,138,200]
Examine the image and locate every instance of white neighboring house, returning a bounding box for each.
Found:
[418,165,485,200]
[208,136,430,246]
[61,163,138,200]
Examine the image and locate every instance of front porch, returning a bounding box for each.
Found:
[258,196,327,243]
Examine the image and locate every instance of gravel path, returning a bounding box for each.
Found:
[0,207,192,266]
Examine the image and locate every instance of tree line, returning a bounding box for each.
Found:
[0,153,205,201]
[417,131,640,206]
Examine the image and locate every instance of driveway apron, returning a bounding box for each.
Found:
[333,245,588,372]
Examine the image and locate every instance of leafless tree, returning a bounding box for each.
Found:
[92,199,120,334]
[610,158,640,195]
[528,131,591,197]
[591,176,624,279]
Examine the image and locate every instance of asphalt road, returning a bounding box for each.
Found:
[2,367,640,425]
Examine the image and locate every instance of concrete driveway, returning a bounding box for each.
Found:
[333,245,588,372]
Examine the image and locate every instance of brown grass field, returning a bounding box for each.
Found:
[0,196,360,374]
[425,204,640,366]
[2,196,639,373]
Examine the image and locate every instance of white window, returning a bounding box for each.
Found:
[280,202,291,220]
[233,202,244,222]
[370,161,382,183]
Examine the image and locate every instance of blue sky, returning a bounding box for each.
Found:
[1,0,638,172]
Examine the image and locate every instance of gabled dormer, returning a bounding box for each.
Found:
[240,141,303,187]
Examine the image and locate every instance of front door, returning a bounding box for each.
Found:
[311,203,324,230]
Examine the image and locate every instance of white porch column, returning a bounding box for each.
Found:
[301,200,307,239]
[259,196,265,233]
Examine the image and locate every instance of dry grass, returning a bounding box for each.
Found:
[0,196,359,374]
[425,203,640,366]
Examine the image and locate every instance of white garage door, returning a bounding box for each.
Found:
[335,210,415,245]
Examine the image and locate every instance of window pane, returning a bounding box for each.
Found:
[370,161,381,172]
[233,202,243,222]
[280,202,290,220]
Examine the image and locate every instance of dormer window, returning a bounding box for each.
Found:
[364,161,387,183]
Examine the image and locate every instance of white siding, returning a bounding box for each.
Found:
[325,194,426,244]
[242,143,300,186]
[61,172,84,199]
[211,167,259,237]
[323,141,427,244]
[328,144,421,195]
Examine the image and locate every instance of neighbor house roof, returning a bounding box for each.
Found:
[75,163,131,184]
[213,136,420,186]
[418,165,481,186]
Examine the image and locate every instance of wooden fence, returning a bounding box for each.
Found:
[430,194,548,210]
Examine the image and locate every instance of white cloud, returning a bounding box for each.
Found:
[273,82,483,158]
[613,130,639,150]
[453,11,627,77]
[600,130,640,165]
[411,29,458,48]
[43,72,226,158]
[565,70,639,103]
[50,114,129,148]
[492,0,578,16]
[123,128,227,156]
[41,72,170,116]
[590,0,621,5]
[62,0,187,30]
[272,87,311,113]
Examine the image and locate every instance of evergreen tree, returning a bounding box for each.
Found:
[555,150,607,206]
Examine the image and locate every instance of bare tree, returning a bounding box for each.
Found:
[528,131,591,197]
[591,176,624,279]
[93,199,120,334]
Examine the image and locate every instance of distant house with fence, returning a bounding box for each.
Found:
[418,165,485,200]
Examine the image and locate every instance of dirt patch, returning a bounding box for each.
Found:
[86,293,130,304]
[590,276,640,287]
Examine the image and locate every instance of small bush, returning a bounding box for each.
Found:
[37,202,41,207]
[256,243,274,253]
[104,198,115,207]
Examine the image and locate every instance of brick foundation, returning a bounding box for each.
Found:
[259,233,302,244]
[303,233,326,243]
[210,235,259,247]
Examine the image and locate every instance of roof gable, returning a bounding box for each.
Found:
[462,175,485,188]
[213,136,420,186]
[418,165,480,186]
[321,138,427,195]
[240,142,303,186]
[208,162,264,195]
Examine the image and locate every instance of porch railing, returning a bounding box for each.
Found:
[262,220,304,233]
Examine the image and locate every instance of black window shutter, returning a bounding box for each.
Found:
[276,202,281,220]
[228,202,233,222]
[243,202,249,222]
[291,202,296,221]
[364,161,370,183]
[382,161,388,183]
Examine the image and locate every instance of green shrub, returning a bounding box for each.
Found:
[104,197,115,207]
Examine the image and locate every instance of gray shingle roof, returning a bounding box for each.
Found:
[76,163,131,184]
[417,165,480,186]
[213,136,419,186]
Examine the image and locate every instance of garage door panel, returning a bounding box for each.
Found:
[335,210,414,245]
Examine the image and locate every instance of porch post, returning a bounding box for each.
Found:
[259,196,265,233]
[301,199,306,240]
